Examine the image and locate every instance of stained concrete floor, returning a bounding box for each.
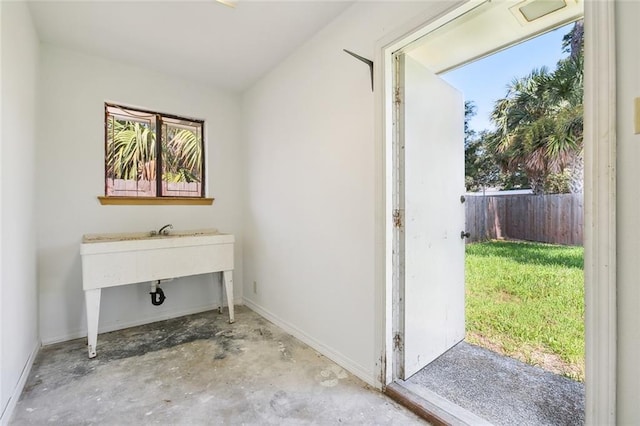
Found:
[404,342,585,426]
[11,306,425,425]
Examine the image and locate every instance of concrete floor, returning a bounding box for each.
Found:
[404,342,585,426]
[11,306,425,425]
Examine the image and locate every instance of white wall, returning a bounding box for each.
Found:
[615,2,640,423]
[37,45,243,344]
[0,1,40,422]
[241,1,454,385]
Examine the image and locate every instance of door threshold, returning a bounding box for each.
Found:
[385,381,492,426]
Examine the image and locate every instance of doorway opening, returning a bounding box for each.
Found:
[383,1,587,424]
[456,23,585,383]
[403,22,586,425]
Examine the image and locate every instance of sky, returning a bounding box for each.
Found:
[441,23,573,134]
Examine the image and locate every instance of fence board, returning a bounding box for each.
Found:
[106,179,200,197]
[465,193,583,246]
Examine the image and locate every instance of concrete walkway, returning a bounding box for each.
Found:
[405,342,584,426]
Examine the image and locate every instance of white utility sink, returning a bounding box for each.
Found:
[80,228,235,358]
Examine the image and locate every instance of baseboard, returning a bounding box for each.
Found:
[41,298,244,346]
[0,341,40,426]
[243,298,380,389]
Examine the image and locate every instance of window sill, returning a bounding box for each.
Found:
[98,196,214,206]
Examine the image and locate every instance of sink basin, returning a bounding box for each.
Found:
[82,228,219,243]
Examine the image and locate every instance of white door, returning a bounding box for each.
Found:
[398,54,466,379]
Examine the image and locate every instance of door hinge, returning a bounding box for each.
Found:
[393,333,403,351]
[392,209,403,228]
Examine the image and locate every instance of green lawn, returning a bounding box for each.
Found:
[465,240,585,381]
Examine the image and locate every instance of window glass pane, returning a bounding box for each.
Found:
[105,105,157,197]
[161,117,203,197]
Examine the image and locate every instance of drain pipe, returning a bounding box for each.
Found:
[150,280,166,306]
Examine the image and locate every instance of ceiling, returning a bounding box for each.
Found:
[28,1,354,92]
[406,0,583,74]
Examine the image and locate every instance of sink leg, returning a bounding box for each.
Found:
[85,288,101,358]
[217,272,223,314]
[223,270,234,324]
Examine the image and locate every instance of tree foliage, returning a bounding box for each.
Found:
[464,102,501,192]
[106,120,156,181]
[487,20,584,194]
[107,119,202,184]
[163,126,203,183]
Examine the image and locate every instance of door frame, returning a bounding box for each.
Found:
[372,1,617,424]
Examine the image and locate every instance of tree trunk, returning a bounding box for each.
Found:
[566,153,584,193]
[529,174,546,195]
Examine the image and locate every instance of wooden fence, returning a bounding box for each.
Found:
[465,193,583,246]
[106,179,201,197]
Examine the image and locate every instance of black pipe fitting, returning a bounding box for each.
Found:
[150,287,166,306]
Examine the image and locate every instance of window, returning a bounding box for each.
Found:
[103,103,210,204]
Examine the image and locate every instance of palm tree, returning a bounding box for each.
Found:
[106,120,156,181]
[107,119,203,185]
[163,127,202,183]
[489,22,584,194]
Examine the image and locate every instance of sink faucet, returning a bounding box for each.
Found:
[158,224,173,236]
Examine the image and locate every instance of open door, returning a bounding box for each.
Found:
[396,54,466,379]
